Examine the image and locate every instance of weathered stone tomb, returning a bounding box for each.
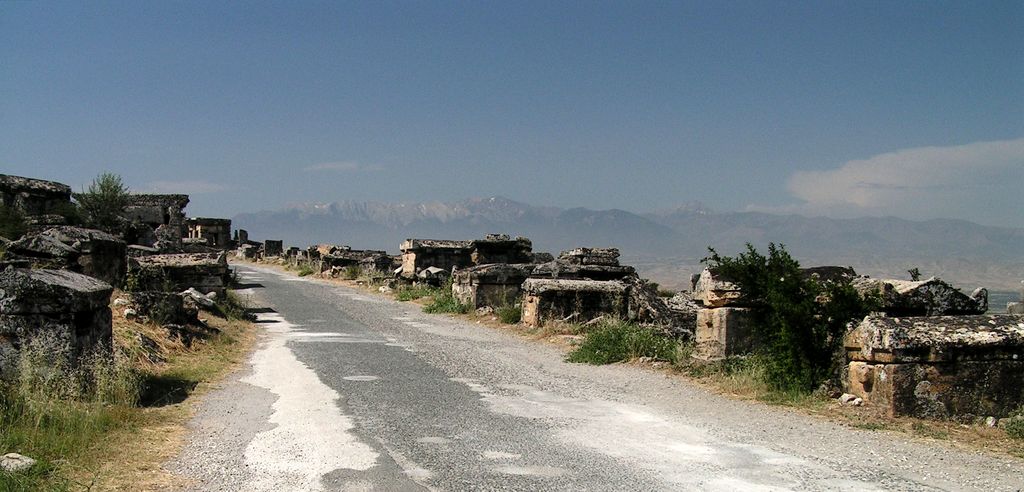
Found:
[399,239,475,279]
[128,252,231,297]
[690,268,756,359]
[0,174,73,229]
[453,263,536,309]
[185,217,232,250]
[121,194,189,250]
[5,226,127,286]
[845,314,1024,419]
[0,268,113,380]
[262,240,284,258]
[521,278,629,328]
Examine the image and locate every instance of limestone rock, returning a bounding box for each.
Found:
[692,268,745,308]
[1,453,36,473]
[695,307,755,359]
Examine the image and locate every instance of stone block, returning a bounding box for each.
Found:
[850,277,987,316]
[692,268,745,308]
[694,307,755,359]
[129,252,230,297]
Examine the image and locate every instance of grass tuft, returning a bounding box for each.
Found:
[566,319,679,365]
[496,304,521,324]
[422,280,470,314]
[395,284,438,301]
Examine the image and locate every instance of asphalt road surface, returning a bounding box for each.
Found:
[168,264,1024,491]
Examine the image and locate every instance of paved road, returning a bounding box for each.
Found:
[169,264,1024,491]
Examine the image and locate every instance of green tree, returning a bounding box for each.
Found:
[703,243,875,392]
[77,173,130,233]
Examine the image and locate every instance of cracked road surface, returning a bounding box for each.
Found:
[167,264,1024,491]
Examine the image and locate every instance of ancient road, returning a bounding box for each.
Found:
[168,264,1024,491]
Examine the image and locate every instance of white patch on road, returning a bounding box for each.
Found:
[343,376,380,382]
[415,436,451,445]
[492,465,567,477]
[481,451,521,460]
[241,311,378,491]
[454,379,882,491]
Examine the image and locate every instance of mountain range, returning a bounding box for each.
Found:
[233,197,1024,291]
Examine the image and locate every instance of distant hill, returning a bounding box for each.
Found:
[233,196,1024,291]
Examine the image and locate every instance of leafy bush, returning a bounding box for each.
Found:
[296,264,316,277]
[703,243,876,392]
[567,319,679,365]
[496,304,521,324]
[76,172,130,233]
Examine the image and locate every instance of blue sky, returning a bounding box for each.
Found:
[2,1,1021,226]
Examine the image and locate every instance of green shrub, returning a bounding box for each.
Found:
[567,319,679,365]
[296,264,316,277]
[703,243,876,392]
[76,172,130,234]
[496,304,521,324]
[395,284,438,301]
[1006,408,1024,440]
[423,279,470,314]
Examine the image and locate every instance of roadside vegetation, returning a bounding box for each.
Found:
[75,172,131,234]
[566,318,679,365]
[0,292,257,490]
[395,284,439,301]
[422,279,471,314]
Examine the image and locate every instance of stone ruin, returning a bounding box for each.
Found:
[0,268,113,380]
[316,245,392,277]
[128,252,231,297]
[845,314,1024,419]
[185,217,233,250]
[400,238,475,279]
[531,247,636,281]
[121,194,189,251]
[453,263,536,309]
[471,234,533,265]
[522,278,629,327]
[263,240,284,258]
[4,226,127,286]
[851,276,988,316]
[690,267,756,359]
[0,174,73,229]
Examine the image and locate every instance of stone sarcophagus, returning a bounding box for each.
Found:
[844,314,1024,419]
[128,252,231,297]
[521,278,628,328]
[0,268,113,380]
[453,263,535,309]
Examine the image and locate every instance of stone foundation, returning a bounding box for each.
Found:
[452,264,534,309]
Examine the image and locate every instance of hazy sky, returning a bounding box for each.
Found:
[2,1,1022,226]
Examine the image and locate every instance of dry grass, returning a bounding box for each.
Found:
[87,312,259,490]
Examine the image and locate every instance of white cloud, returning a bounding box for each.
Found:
[753,138,1024,224]
[303,161,384,172]
[143,180,228,194]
